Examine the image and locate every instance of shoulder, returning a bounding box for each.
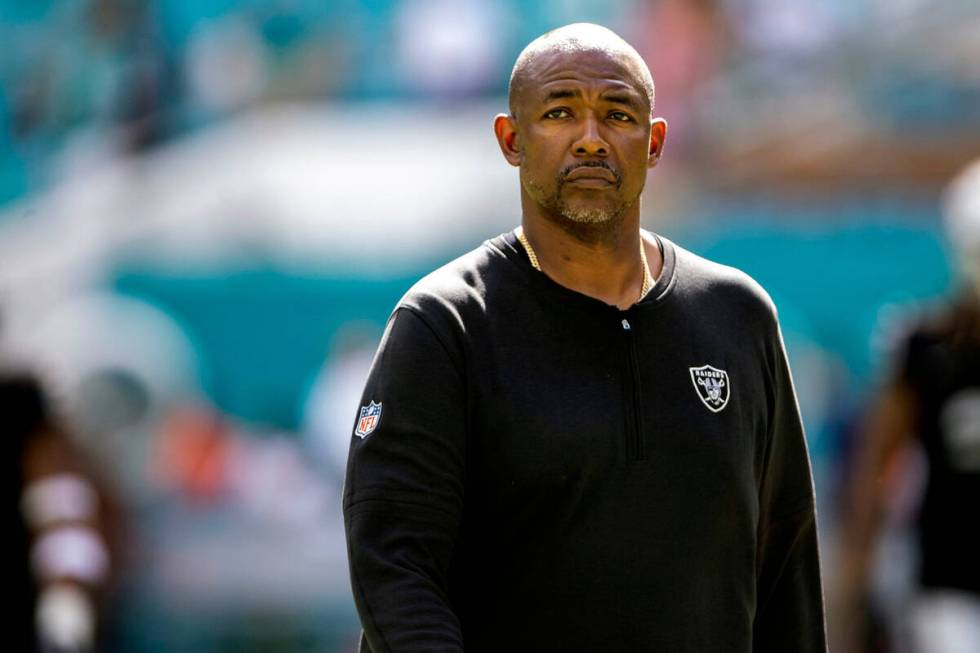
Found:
[394,236,512,334]
[668,240,779,331]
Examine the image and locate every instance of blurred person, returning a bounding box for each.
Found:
[3,372,119,653]
[836,159,980,653]
[343,23,826,652]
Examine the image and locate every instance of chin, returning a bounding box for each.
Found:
[561,208,617,224]
[557,199,623,224]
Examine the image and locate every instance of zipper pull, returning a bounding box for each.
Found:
[621,318,631,331]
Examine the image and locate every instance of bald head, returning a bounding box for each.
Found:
[508,23,655,119]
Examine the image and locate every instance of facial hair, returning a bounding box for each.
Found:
[521,160,639,245]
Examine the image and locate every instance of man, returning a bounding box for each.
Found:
[344,23,826,652]
[835,159,980,653]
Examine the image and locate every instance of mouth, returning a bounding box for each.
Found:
[565,177,614,188]
[561,165,619,188]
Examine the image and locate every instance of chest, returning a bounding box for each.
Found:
[465,307,770,508]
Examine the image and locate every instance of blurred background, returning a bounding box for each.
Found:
[2,0,979,651]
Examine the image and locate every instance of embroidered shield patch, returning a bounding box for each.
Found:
[354,401,383,438]
[689,365,730,413]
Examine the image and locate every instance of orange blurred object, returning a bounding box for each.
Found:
[153,406,233,502]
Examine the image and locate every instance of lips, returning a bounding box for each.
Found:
[564,166,618,184]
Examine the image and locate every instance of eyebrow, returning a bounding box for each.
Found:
[543,88,580,102]
[602,93,644,112]
[542,88,644,112]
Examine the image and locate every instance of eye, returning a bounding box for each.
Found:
[609,111,634,123]
[543,108,570,119]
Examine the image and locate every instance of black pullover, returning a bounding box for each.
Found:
[344,230,827,652]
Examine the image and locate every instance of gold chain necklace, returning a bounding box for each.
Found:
[516,227,654,301]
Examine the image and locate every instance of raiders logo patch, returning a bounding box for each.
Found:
[355,401,383,438]
[689,365,730,413]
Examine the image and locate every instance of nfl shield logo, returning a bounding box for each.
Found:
[689,365,730,413]
[355,401,383,438]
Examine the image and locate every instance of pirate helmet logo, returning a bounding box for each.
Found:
[689,365,730,413]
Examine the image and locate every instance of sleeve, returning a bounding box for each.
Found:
[343,306,466,653]
[753,322,828,652]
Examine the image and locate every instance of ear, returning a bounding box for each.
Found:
[494,113,522,167]
[647,118,667,168]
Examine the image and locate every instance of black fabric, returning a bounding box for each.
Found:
[899,302,980,595]
[2,375,46,653]
[344,230,827,652]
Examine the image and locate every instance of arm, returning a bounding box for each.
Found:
[6,372,119,653]
[753,324,828,652]
[831,380,916,653]
[22,427,113,653]
[343,307,466,652]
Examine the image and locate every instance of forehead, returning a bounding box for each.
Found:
[524,48,647,101]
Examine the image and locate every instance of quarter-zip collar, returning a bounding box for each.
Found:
[489,227,678,318]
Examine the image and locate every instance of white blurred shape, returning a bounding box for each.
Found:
[943,159,980,293]
[0,104,519,376]
[32,526,109,583]
[911,591,980,653]
[303,321,380,476]
[0,104,517,283]
[21,474,98,529]
[944,158,980,250]
[36,584,95,652]
[939,388,980,471]
[21,291,200,411]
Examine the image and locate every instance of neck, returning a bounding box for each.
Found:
[520,200,658,310]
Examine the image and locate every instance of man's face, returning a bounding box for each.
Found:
[510,49,659,225]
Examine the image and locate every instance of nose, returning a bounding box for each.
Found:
[572,114,608,158]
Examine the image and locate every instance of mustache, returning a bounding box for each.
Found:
[557,161,622,187]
